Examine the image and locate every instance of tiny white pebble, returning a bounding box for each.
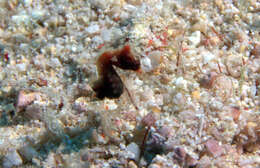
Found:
[31,10,45,20]
[16,63,27,72]
[175,77,188,90]
[201,51,215,64]
[141,57,152,72]
[12,14,30,25]
[50,58,61,67]
[86,24,100,34]
[188,31,201,47]
[23,0,32,6]
[104,99,118,110]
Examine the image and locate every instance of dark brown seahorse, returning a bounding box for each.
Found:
[92,45,140,99]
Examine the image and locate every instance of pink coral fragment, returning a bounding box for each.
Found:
[205,139,224,157]
[16,90,41,111]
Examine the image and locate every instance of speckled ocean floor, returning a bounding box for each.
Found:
[0,0,259,168]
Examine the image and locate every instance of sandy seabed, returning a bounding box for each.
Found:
[0,0,259,167]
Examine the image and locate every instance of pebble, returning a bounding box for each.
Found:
[16,63,27,72]
[134,77,143,86]
[141,56,152,72]
[0,70,5,81]
[12,14,30,25]
[111,27,123,40]
[104,99,118,110]
[148,164,161,168]
[101,29,112,42]
[175,77,188,91]
[230,106,241,122]
[92,35,103,46]
[205,139,224,157]
[239,156,260,167]
[172,147,186,163]
[141,112,157,127]
[124,4,138,12]
[31,10,45,20]
[148,50,162,70]
[201,51,215,64]
[225,54,243,78]
[126,142,140,161]
[133,23,149,38]
[3,150,23,168]
[126,0,142,5]
[24,104,43,120]
[23,0,32,6]
[89,0,108,9]
[188,31,201,47]
[225,4,239,14]
[16,91,42,111]
[50,58,62,68]
[251,43,260,58]
[149,155,168,168]
[191,21,207,34]
[198,155,211,168]
[86,24,100,34]
[212,75,233,101]
[128,161,138,168]
[19,145,38,161]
